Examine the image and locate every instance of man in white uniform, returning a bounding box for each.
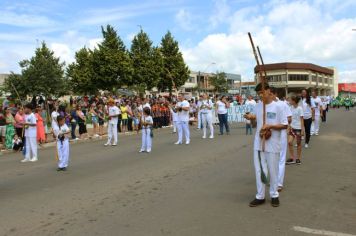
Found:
[311,90,323,135]
[199,94,214,139]
[175,94,190,145]
[196,95,203,130]
[245,95,257,107]
[245,83,288,207]
[22,104,38,162]
[105,99,120,146]
[270,88,292,192]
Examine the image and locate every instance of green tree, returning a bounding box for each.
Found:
[92,25,133,92]
[3,72,29,99]
[4,42,66,98]
[209,72,228,94]
[130,29,163,94]
[158,31,190,95]
[67,47,96,95]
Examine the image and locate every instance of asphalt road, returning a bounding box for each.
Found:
[0,108,355,236]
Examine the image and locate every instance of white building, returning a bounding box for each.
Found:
[254,62,338,96]
[180,71,241,96]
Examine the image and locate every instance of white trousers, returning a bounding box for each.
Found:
[311,115,320,134]
[141,128,152,151]
[201,113,214,137]
[173,121,178,133]
[253,150,279,199]
[278,131,288,187]
[57,139,69,168]
[177,121,190,143]
[197,111,202,129]
[107,123,118,144]
[25,137,37,160]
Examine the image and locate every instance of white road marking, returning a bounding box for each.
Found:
[293,226,356,236]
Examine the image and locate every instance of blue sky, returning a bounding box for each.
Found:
[1,0,356,82]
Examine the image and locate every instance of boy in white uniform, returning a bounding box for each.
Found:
[270,88,292,192]
[105,99,120,146]
[199,94,214,139]
[21,104,38,162]
[245,83,288,207]
[311,91,323,135]
[54,116,71,171]
[139,107,153,153]
[175,94,190,145]
[170,101,178,133]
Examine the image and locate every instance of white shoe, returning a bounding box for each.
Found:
[21,159,30,163]
[30,157,38,162]
[174,141,182,145]
[311,133,314,136]
[315,133,319,136]
[112,143,117,146]
[202,136,206,139]
[185,141,190,145]
[209,135,214,139]
[104,143,110,146]
[304,144,309,148]
[139,150,145,153]
[146,150,151,153]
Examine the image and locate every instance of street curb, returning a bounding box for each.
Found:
[0,126,173,156]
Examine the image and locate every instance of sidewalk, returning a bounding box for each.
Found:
[0,125,171,156]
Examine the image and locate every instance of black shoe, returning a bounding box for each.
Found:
[296,159,301,165]
[286,158,296,165]
[249,198,265,207]
[271,197,280,207]
[57,168,63,171]
[62,167,67,171]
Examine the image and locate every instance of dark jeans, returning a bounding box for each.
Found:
[304,118,312,144]
[71,122,77,139]
[246,124,252,135]
[15,127,23,138]
[322,110,327,122]
[127,117,133,131]
[117,119,122,133]
[218,113,229,134]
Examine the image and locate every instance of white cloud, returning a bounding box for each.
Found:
[339,70,356,83]
[175,9,195,31]
[0,61,7,70]
[51,43,72,63]
[209,0,231,28]
[183,0,356,82]
[0,10,55,27]
[88,38,103,50]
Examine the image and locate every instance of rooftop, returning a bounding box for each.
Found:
[254,62,334,76]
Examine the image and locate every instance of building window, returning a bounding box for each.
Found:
[188,76,194,83]
[266,75,282,82]
[288,74,309,81]
[312,75,317,82]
